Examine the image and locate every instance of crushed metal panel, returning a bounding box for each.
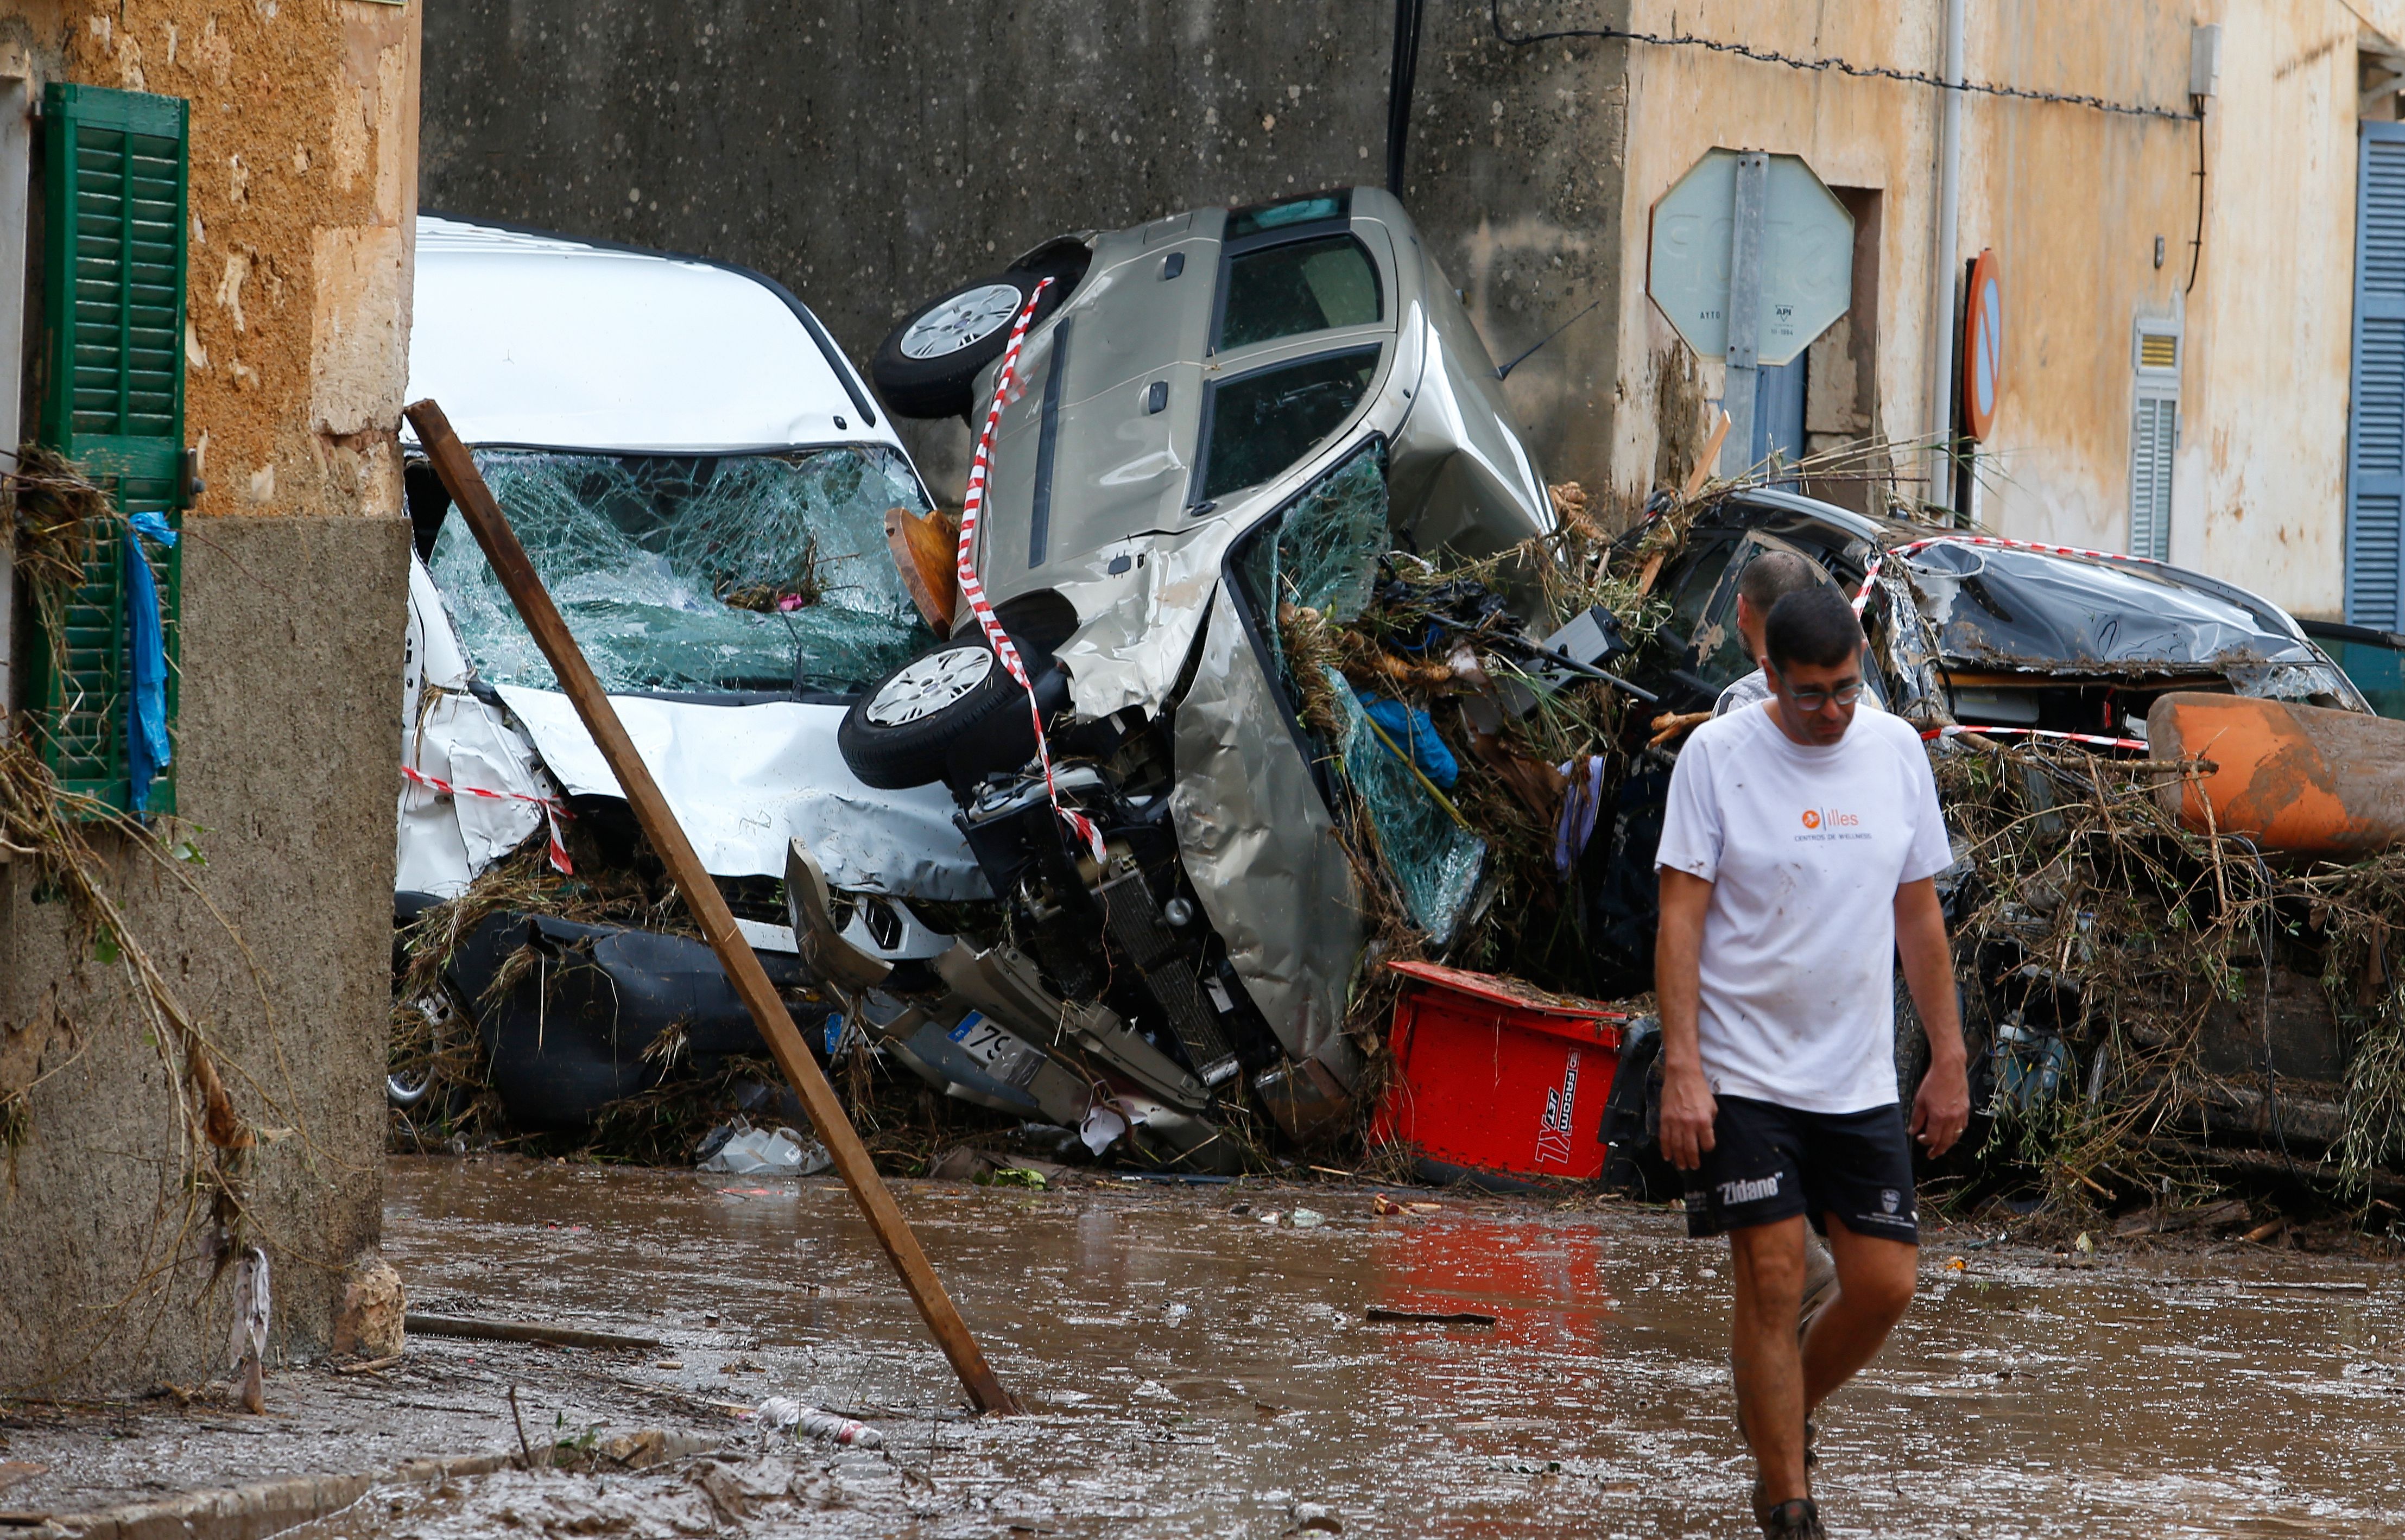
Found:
[497,685,989,899]
[397,695,552,896]
[1048,516,1241,722]
[398,553,555,896]
[1169,585,1362,1066]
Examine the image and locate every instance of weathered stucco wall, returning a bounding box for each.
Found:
[420,0,2375,616]
[1,0,415,1393]
[1610,0,2360,617]
[416,0,1634,499]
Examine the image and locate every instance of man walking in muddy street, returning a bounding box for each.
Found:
[1653,586,1970,1539]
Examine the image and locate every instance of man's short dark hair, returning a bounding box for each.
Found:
[1737,550,1818,615]
[1764,585,1863,672]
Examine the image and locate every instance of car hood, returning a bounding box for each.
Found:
[496,686,990,901]
[1902,540,2323,678]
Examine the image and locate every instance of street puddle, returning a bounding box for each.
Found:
[326,1157,2405,1537]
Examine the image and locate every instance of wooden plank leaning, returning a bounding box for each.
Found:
[403,399,1019,1417]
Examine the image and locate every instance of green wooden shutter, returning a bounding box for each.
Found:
[30,83,188,814]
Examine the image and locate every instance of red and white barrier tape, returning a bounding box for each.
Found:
[1919,724,2151,752]
[1855,531,2167,613]
[402,763,574,873]
[952,280,1109,864]
[1890,532,2169,567]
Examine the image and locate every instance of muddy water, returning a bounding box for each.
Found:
[363,1158,2403,1538]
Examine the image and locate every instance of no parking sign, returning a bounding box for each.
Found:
[1961,248,2003,441]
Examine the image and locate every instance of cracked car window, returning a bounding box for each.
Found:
[1201,348,1379,502]
[1218,235,1382,351]
[1233,447,1487,941]
[428,447,934,695]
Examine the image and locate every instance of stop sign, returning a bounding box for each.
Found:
[1648,149,1855,368]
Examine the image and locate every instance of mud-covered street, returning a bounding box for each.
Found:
[6,1157,2400,1538]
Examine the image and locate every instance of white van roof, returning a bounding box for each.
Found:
[404,215,901,455]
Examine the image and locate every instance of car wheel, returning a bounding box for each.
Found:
[839,637,1054,790]
[870,264,1077,420]
[389,985,466,1113]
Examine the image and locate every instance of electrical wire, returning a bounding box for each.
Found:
[1388,0,1429,197]
[1488,1,2200,123]
[2184,104,2209,294]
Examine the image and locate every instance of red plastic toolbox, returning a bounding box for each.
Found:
[1370,960,1626,1186]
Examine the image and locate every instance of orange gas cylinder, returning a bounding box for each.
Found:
[2147,692,2405,858]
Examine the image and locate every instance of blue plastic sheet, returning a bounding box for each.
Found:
[1355,692,1459,790]
[125,512,178,813]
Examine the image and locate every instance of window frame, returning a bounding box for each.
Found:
[2130,315,2182,562]
[1208,227,1385,357]
[1186,342,1385,514]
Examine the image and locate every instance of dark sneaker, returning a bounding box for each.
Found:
[1760,1497,1825,1538]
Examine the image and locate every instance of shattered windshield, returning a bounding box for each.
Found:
[429,448,935,695]
[1903,540,2315,674]
[1233,447,1486,942]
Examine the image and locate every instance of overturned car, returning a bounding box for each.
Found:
[395,194,1558,1165]
[788,187,1558,1165]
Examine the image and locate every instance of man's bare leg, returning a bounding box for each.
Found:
[1727,1216,1810,1506]
[1800,1213,1919,1412]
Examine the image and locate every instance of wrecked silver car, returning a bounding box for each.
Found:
[795,188,1556,1165]
[1623,487,2366,728]
[395,215,985,1127]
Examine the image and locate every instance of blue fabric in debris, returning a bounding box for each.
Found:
[1355,692,1459,790]
[125,512,178,813]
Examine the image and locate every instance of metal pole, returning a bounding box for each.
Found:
[1926,0,1966,513]
[1720,150,1768,479]
[405,398,1021,1417]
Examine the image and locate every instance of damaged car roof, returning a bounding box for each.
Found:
[1899,536,2330,679]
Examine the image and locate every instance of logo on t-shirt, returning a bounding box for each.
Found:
[1798,806,1870,841]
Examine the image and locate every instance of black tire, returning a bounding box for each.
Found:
[870,258,1083,420]
[840,637,1060,790]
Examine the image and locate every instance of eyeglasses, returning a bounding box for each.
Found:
[1769,669,1865,711]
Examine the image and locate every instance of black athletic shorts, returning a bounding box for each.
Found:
[1681,1094,1919,1243]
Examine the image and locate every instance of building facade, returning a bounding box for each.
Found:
[0,0,415,1392]
[1587,0,2392,623]
[422,0,2405,624]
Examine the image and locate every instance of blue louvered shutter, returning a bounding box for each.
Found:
[2349,123,2405,628]
[29,84,188,814]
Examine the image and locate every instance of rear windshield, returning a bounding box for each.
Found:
[1218,235,1382,351]
[1199,348,1378,503]
[428,447,933,695]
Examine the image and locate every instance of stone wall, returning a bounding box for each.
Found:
[0,0,416,1395]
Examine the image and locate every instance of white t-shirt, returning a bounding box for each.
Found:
[1654,703,1952,1113]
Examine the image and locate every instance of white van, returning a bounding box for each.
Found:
[395,216,976,1126]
